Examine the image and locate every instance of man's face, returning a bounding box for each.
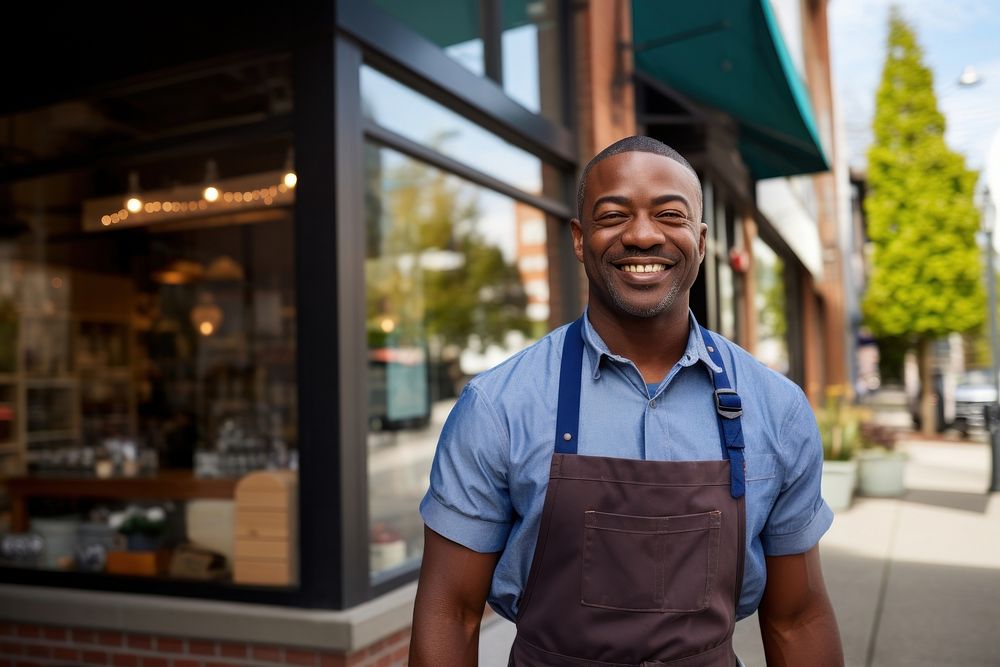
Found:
[572,151,706,320]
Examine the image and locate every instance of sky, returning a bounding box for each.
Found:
[829,0,1000,175]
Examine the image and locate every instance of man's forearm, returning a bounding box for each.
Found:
[409,607,483,667]
[758,602,844,667]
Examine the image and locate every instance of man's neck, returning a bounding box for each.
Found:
[585,302,691,385]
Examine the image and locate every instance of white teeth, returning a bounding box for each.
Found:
[622,263,667,273]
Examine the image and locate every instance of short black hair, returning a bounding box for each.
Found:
[576,135,702,220]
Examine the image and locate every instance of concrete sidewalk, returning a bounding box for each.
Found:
[479,439,1000,666]
[734,439,1000,666]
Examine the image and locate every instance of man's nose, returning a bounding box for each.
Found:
[620,213,664,249]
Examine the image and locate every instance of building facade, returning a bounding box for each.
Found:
[0,1,849,664]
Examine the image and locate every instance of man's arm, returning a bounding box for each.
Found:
[757,545,844,666]
[409,526,502,667]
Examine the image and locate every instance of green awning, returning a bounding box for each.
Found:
[632,0,828,179]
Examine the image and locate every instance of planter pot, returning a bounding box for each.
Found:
[126,533,162,552]
[822,460,857,511]
[857,451,906,497]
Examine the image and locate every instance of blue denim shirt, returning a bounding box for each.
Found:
[420,311,833,622]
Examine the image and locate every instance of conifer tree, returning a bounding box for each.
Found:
[863,8,984,433]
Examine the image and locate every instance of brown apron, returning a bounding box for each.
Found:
[509,318,747,666]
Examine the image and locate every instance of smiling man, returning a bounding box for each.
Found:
[410,136,844,666]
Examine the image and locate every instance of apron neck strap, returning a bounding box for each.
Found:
[553,317,747,498]
[554,318,584,455]
[699,325,746,498]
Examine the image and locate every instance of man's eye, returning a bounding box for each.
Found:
[658,210,687,219]
[597,211,626,220]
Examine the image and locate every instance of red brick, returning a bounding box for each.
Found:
[284,649,317,666]
[218,643,246,659]
[23,647,48,659]
[0,643,22,656]
[13,627,38,640]
[98,632,123,647]
[319,654,345,667]
[206,662,240,667]
[172,660,199,667]
[83,650,109,665]
[74,629,98,644]
[54,647,81,661]
[141,658,168,667]
[188,641,215,657]
[113,653,139,667]
[251,645,282,662]
[127,636,153,650]
[155,638,184,654]
[42,627,68,641]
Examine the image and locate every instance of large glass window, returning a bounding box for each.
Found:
[0,58,299,589]
[361,66,544,195]
[371,0,485,77]
[365,143,550,581]
[753,238,789,375]
[502,0,564,122]
[369,0,565,125]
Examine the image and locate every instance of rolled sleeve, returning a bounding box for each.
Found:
[419,384,513,553]
[761,392,834,556]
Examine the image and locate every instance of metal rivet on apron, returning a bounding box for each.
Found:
[563,433,572,441]
[707,346,715,352]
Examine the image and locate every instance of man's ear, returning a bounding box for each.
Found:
[570,218,584,263]
[698,222,708,262]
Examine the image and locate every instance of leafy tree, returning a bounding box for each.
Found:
[365,146,530,396]
[863,8,985,433]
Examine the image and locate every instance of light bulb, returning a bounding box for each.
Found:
[203,186,220,202]
[125,171,143,214]
[283,171,297,189]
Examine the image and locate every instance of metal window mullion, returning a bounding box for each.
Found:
[363,120,574,221]
[481,0,503,83]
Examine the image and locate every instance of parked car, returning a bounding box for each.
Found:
[953,369,999,438]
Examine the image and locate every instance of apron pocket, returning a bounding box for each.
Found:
[581,509,721,613]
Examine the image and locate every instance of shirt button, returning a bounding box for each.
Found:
[649,399,657,409]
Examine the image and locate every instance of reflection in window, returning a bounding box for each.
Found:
[365,144,549,581]
[370,0,484,77]
[502,0,563,123]
[361,66,543,195]
[753,238,788,375]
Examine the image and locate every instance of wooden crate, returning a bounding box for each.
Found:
[232,470,297,586]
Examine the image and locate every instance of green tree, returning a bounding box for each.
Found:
[862,8,985,433]
[365,148,530,393]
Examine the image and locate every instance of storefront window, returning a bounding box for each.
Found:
[370,0,485,77]
[361,66,544,195]
[0,58,299,588]
[365,143,549,581]
[753,238,789,375]
[502,0,564,123]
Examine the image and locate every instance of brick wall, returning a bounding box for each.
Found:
[0,624,410,667]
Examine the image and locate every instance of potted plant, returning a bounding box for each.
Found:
[109,504,168,552]
[816,387,862,511]
[856,422,906,497]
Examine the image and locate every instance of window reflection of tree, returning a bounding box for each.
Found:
[366,151,530,406]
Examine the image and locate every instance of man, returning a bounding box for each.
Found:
[410,136,843,666]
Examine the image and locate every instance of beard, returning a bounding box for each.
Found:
[597,261,685,318]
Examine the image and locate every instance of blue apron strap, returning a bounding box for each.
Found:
[699,326,746,499]
[554,318,584,454]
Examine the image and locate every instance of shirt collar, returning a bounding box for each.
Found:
[580,308,723,380]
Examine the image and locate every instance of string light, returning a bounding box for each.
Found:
[96,152,295,228]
